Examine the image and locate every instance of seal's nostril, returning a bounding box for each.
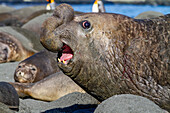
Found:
[17,72,24,77]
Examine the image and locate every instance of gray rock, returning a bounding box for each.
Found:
[0,82,19,111]
[0,102,14,113]
[17,92,99,113]
[94,94,168,113]
[17,98,47,113]
[42,92,98,112]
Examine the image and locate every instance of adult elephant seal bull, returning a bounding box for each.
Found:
[14,50,59,83]
[40,4,170,111]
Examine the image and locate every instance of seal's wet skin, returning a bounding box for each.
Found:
[40,4,170,111]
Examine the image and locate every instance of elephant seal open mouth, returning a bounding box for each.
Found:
[40,4,170,111]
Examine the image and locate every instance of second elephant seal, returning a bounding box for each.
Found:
[10,72,85,101]
[0,26,44,63]
[14,50,59,83]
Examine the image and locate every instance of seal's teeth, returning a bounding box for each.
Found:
[58,58,61,62]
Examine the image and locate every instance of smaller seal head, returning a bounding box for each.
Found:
[0,32,18,63]
[0,32,34,63]
[14,62,37,83]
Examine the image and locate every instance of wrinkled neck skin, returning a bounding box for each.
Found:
[41,11,170,111]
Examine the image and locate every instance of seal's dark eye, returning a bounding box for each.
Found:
[31,68,36,71]
[81,20,91,29]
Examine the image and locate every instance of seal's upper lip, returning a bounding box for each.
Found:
[57,43,73,65]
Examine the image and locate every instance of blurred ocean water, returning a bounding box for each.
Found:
[72,4,170,17]
[5,2,170,17]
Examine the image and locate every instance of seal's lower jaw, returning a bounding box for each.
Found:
[57,43,74,65]
[15,77,28,83]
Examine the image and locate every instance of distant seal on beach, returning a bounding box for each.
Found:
[135,11,164,19]
[0,82,19,111]
[0,5,15,13]
[22,13,53,37]
[40,4,170,111]
[14,50,59,83]
[0,32,34,63]
[0,6,51,26]
[10,72,85,101]
[0,26,44,63]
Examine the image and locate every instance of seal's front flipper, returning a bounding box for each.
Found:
[9,82,33,98]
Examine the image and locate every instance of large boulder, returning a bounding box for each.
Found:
[94,94,168,113]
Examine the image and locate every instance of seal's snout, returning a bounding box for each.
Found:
[0,52,7,63]
[14,70,26,83]
[0,42,10,63]
[40,3,74,52]
[16,71,25,77]
[40,37,63,52]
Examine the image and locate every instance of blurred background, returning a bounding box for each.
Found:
[0,0,169,17]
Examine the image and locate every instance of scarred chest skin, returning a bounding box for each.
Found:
[40,4,170,111]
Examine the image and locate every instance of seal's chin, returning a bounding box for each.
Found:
[57,43,74,65]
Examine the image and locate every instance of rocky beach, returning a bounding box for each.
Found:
[0,2,169,113]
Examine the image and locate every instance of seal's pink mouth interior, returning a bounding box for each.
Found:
[58,44,73,64]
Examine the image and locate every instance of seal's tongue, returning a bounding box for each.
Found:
[59,44,73,64]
